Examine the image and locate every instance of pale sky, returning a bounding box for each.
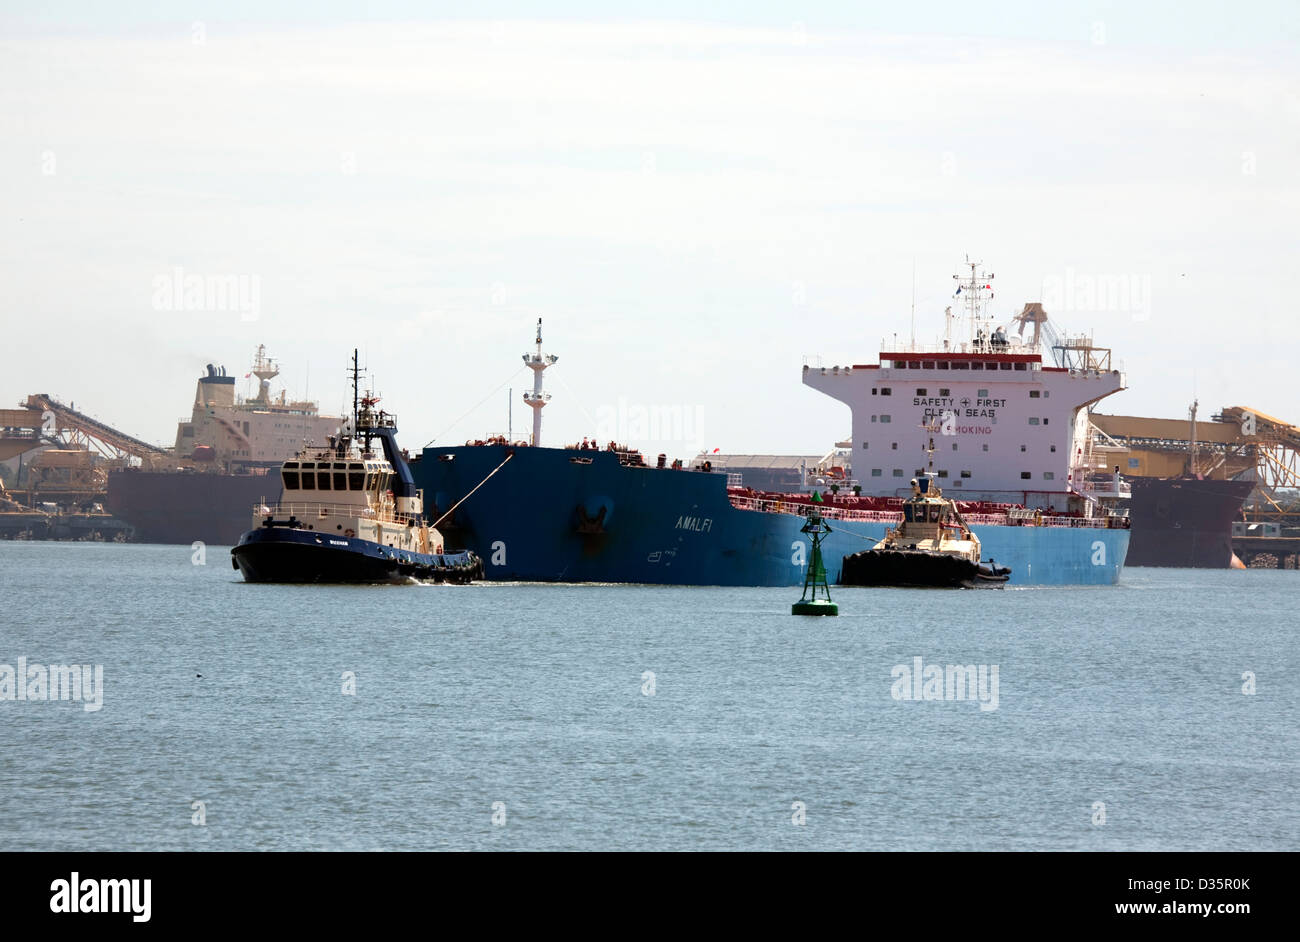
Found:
[2,2,1297,461]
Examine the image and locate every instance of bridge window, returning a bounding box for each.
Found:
[1000,362,1012,370]
[349,471,365,489]
[952,361,969,370]
[333,472,347,490]
[922,361,935,369]
[301,472,315,490]
[282,471,299,489]
[1014,362,1027,370]
[937,361,950,370]
[317,472,332,490]
[908,361,921,369]
[971,361,984,370]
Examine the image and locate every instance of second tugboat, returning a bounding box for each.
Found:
[231,351,482,584]
[840,422,1011,588]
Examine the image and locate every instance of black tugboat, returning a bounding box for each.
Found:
[840,422,1010,588]
[231,351,482,584]
[840,474,1010,588]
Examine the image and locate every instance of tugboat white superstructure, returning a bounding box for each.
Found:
[231,351,482,584]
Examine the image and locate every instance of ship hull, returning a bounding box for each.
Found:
[107,469,279,545]
[412,445,1129,586]
[231,526,480,584]
[1124,477,1254,569]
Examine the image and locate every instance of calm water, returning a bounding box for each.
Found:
[0,541,1295,851]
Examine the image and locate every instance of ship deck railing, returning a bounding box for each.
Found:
[1071,480,1132,499]
[252,502,421,527]
[728,496,1130,529]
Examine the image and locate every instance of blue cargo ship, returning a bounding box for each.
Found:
[414,444,1128,586]
[411,263,1132,586]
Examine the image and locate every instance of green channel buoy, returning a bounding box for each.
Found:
[792,507,838,616]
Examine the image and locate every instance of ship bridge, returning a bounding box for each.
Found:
[802,264,1125,507]
[802,351,1124,505]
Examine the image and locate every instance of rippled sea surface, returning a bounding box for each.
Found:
[0,541,1295,851]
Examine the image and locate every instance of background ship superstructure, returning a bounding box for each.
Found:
[173,346,340,471]
[106,347,342,545]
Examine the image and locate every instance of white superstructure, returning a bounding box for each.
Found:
[254,394,445,556]
[803,259,1129,512]
[174,346,341,470]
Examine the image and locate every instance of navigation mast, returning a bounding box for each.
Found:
[951,255,996,346]
[251,344,280,404]
[522,318,558,447]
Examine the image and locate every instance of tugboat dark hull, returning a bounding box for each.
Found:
[231,527,481,584]
[840,549,1010,589]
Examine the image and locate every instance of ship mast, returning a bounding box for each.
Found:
[250,344,280,404]
[921,418,939,485]
[951,255,995,346]
[522,318,558,447]
[347,349,364,441]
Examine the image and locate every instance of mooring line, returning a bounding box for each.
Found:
[431,451,515,529]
